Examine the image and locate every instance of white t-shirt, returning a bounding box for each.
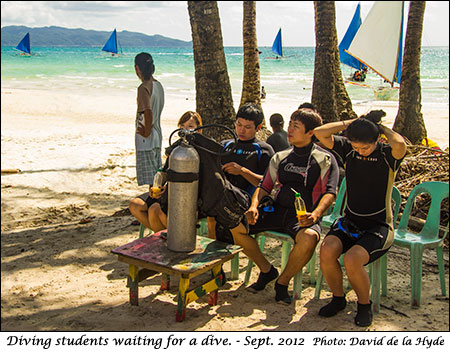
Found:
[135,79,164,151]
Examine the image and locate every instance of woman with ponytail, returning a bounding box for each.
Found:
[134,52,165,187]
[314,110,406,327]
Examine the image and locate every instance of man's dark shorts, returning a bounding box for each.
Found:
[137,192,167,214]
[326,217,393,264]
[215,205,322,245]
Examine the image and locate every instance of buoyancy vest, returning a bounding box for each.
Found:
[163,132,251,229]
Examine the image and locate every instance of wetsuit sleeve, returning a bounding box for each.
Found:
[259,153,278,193]
[325,152,340,196]
[332,135,353,163]
[382,143,404,171]
[258,143,275,175]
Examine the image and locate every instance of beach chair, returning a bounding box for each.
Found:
[392,181,448,307]
[322,177,347,230]
[314,186,402,314]
[244,231,317,300]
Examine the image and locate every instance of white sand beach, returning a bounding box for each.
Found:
[1,86,449,332]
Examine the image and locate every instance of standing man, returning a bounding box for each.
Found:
[267,113,290,152]
[231,108,339,304]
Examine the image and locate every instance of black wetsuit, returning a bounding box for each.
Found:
[327,135,405,263]
[250,143,339,239]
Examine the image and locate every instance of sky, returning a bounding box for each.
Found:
[1,1,448,47]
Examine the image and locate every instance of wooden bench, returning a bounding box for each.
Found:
[112,230,242,322]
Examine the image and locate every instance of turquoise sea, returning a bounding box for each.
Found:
[1,46,449,104]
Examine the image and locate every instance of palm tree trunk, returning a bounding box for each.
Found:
[393,1,427,144]
[188,1,236,141]
[241,1,261,108]
[312,1,356,123]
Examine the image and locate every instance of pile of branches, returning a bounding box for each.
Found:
[394,145,449,247]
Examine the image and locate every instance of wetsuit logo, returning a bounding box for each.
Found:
[284,162,307,176]
[356,155,378,162]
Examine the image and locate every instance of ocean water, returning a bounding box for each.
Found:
[1,46,449,104]
[1,46,449,178]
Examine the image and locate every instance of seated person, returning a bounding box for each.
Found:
[208,103,275,241]
[266,113,290,152]
[314,110,406,327]
[129,111,203,231]
[230,109,339,304]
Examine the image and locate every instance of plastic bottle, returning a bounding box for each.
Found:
[294,192,307,219]
[152,169,164,194]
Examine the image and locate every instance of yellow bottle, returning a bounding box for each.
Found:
[294,192,307,219]
[151,169,164,195]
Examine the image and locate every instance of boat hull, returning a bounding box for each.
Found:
[373,87,398,101]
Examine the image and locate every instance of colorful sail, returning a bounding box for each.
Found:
[15,32,31,55]
[102,29,118,54]
[271,28,283,57]
[346,1,405,85]
[339,3,366,71]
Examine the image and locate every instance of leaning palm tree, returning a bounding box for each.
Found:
[311,1,356,123]
[393,1,427,144]
[187,1,236,141]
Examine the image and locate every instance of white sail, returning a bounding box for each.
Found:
[346,1,404,84]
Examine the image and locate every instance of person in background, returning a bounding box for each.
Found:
[261,86,266,100]
[231,108,339,304]
[313,110,406,327]
[134,52,165,188]
[267,113,290,152]
[129,111,202,231]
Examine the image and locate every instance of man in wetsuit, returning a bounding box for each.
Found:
[230,108,340,304]
[208,102,274,242]
[314,110,406,327]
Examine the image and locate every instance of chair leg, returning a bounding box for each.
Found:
[308,251,316,284]
[380,253,388,296]
[244,259,254,285]
[230,253,239,281]
[281,241,292,271]
[293,270,303,299]
[138,224,145,238]
[370,258,381,314]
[410,244,424,308]
[314,269,324,299]
[436,246,447,296]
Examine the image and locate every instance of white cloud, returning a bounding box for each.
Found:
[1,1,448,46]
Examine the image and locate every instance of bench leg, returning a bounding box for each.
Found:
[161,273,171,290]
[128,264,139,305]
[208,265,222,306]
[176,276,190,322]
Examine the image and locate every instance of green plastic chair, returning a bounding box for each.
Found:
[244,231,317,300]
[315,185,402,314]
[322,177,347,230]
[369,185,402,313]
[393,181,448,307]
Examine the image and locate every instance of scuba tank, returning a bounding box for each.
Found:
[166,133,200,252]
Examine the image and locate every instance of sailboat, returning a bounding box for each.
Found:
[267,28,283,59]
[344,1,405,100]
[339,3,367,79]
[102,29,120,56]
[15,32,31,56]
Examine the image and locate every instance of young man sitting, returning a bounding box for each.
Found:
[231,108,339,304]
